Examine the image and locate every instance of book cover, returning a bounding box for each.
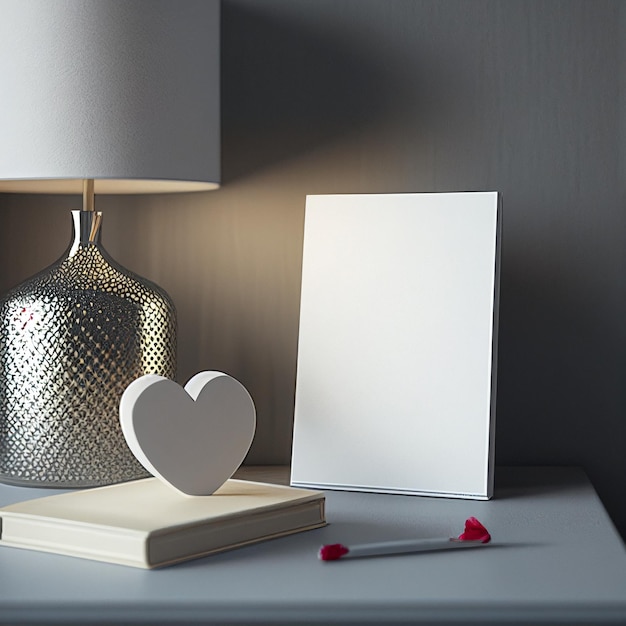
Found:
[0,478,326,569]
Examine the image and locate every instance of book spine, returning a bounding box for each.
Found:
[0,514,149,568]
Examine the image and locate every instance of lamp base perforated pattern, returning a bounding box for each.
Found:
[0,211,176,487]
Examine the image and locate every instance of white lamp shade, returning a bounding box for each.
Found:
[0,0,220,194]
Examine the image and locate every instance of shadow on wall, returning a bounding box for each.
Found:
[497,251,626,538]
[221,1,412,183]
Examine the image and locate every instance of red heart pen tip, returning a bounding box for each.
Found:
[319,543,350,561]
[458,517,491,543]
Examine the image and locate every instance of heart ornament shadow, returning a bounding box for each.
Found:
[120,371,256,496]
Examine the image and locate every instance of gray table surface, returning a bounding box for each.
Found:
[0,466,625,625]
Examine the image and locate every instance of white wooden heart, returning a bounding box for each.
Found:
[119,371,256,496]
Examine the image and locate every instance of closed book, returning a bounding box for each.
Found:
[0,477,326,569]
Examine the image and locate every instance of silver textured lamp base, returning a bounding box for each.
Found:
[0,210,176,487]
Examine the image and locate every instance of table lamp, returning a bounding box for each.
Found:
[0,0,220,488]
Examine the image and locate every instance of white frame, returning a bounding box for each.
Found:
[291,192,501,499]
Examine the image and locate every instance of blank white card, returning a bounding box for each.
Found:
[291,192,501,499]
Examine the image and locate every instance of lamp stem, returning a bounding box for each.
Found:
[81,179,101,242]
[82,179,95,212]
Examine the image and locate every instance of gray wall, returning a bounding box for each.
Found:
[1,0,625,538]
